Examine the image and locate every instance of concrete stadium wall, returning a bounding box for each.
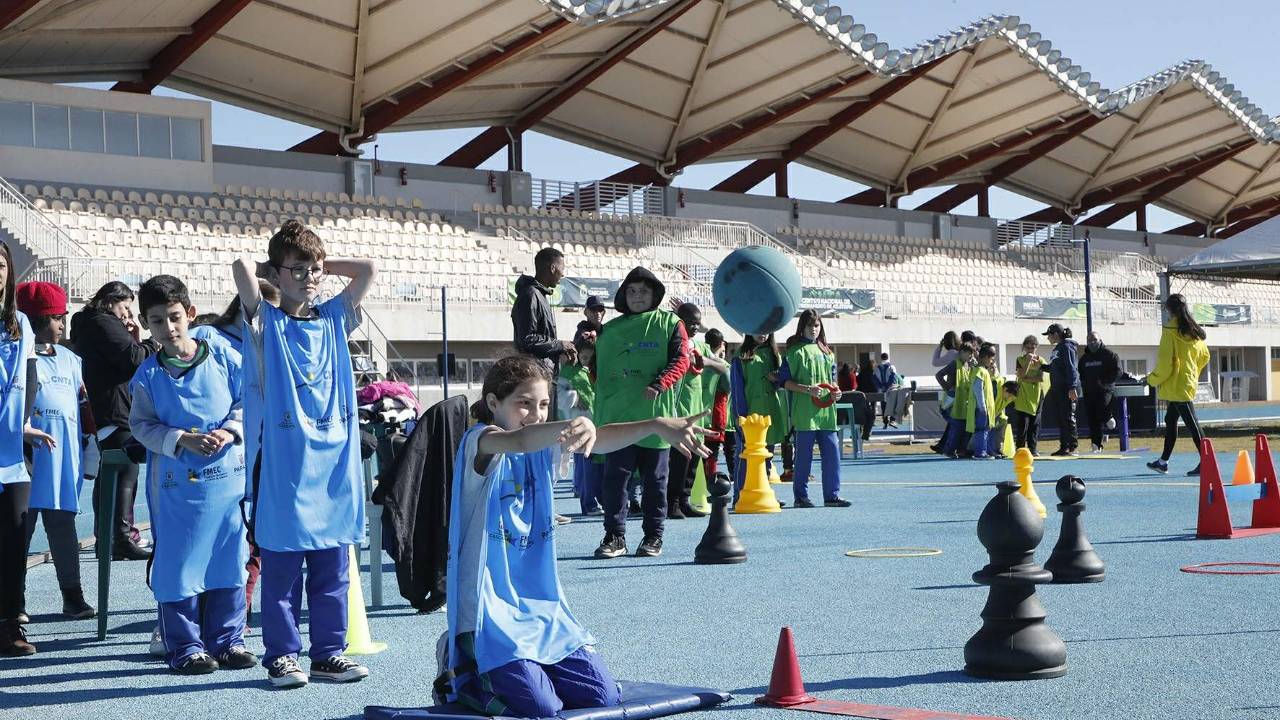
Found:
[0,78,212,192]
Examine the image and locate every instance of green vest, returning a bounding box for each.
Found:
[698,350,723,429]
[785,341,837,432]
[557,363,595,419]
[951,359,973,421]
[675,338,709,420]
[739,348,786,444]
[1013,354,1048,415]
[966,366,996,433]
[594,310,681,450]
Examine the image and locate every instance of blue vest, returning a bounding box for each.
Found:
[0,312,33,485]
[131,342,248,602]
[30,346,83,511]
[446,424,592,690]
[191,323,240,353]
[249,297,364,551]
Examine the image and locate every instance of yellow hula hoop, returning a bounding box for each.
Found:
[844,547,943,558]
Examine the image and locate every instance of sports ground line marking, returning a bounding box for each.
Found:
[785,698,1014,720]
[841,481,1196,487]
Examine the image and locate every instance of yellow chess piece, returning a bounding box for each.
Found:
[768,463,782,485]
[1012,448,1046,518]
[734,414,782,514]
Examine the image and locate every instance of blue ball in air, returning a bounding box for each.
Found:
[713,246,802,336]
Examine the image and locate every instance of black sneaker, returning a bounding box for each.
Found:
[217,646,258,670]
[311,655,369,683]
[1187,465,1201,477]
[267,654,309,688]
[667,503,685,520]
[628,499,642,514]
[823,498,852,507]
[1050,449,1077,457]
[793,498,815,508]
[1147,459,1169,474]
[175,652,219,675]
[635,536,663,557]
[679,502,706,518]
[594,534,627,559]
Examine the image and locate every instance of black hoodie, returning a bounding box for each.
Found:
[612,266,666,314]
[1078,341,1120,393]
[605,266,690,393]
[511,274,563,371]
[70,307,156,430]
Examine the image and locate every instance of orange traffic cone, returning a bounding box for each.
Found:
[755,627,815,707]
[1232,450,1255,486]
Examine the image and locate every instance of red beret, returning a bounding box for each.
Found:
[15,281,67,318]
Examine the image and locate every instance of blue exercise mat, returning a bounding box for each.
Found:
[364,681,732,720]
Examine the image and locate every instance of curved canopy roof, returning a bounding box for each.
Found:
[1,0,1277,233]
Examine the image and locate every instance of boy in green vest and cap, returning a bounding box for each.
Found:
[593,268,692,559]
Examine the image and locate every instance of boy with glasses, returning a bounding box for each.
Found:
[231,219,377,688]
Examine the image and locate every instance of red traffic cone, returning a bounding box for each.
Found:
[755,627,815,707]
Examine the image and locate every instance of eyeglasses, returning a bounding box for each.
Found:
[275,264,325,282]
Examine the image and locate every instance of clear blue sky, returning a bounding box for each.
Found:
[146,1,1276,232]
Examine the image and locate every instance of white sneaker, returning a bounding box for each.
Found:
[1091,445,1103,454]
[149,626,166,657]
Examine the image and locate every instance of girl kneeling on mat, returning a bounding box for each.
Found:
[778,310,849,508]
[441,355,710,718]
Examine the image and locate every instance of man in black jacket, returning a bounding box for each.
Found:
[511,247,575,375]
[1043,323,1081,457]
[1078,331,1121,453]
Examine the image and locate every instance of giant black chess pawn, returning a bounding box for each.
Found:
[1046,475,1105,583]
[964,481,1067,680]
[694,474,747,564]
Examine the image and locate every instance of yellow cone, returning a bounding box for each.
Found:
[735,414,782,514]
[345,545,387,655]
[1232,450,1255,486]
[1012,448,1046,518]
[689,460,711,513]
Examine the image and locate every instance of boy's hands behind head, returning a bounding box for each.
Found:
[655,411,713,458]
[558,416,596,458]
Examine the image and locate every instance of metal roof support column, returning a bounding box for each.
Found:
[841,110,1094,206]
[112,0,254,93]
[290,18,573,155]
[711,58,945,194]
[0,1,42,31]
[775,162,788,198]
[914,112,1104,213]
[439,0,704,168]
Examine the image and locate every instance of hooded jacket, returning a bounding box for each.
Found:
[1047,338,1081,392]
[511,274,562,371]
[70,307,156,431]
[604,266,688,394]
[1078,341,1120,394]
[1145,324,1210,402]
